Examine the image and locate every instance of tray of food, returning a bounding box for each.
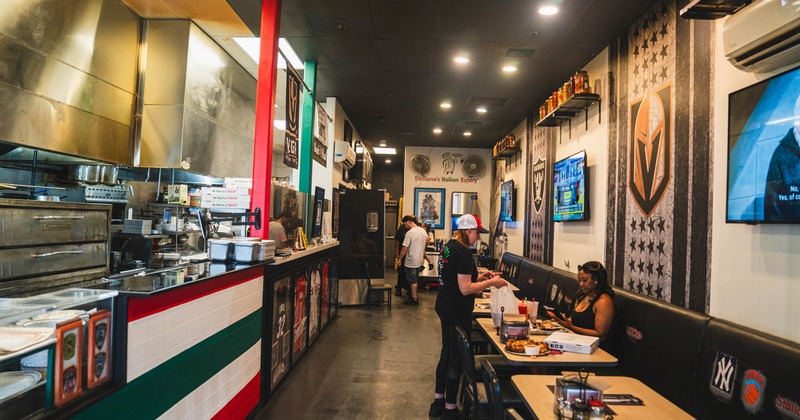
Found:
[505,338,550,356]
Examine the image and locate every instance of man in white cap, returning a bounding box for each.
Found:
[397,215,429,306]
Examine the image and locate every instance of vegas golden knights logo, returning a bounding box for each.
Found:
[532,158,546,214]
[629,84,672,217]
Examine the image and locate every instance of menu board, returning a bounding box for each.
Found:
[55,318,83,406]
[271,276,291,391]
[292,270,308,358]
[87,310,111,389]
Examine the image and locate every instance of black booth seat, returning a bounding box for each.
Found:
[543,268,580,316]
[686,318,800,420]
[608,287,711,410]
[498,253,523,287]
[516,259,554,311]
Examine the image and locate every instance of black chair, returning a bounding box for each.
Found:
[364,261,392,310]
[455,326,519,419]
[471,321,490,355]
[480,358,526,420]
[504,408,525,419]
[456,325,492,419]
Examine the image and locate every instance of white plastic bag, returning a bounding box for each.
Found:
[489,285,519,327]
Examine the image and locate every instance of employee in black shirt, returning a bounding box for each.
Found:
[429,214,507,419]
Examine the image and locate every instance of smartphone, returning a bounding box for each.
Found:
[544,306,565,320]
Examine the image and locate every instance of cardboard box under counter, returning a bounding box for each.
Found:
[544,332,599,354]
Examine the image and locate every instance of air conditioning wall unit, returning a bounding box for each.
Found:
[333,140,356,168]
[723,0,800,73]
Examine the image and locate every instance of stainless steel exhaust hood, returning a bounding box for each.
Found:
[137,20,256,179]
[0,0,140,166]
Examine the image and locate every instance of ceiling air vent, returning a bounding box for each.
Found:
[467,97,507,107]
[505,48,535,57]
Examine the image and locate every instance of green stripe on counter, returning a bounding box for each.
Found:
[74,310,261,419]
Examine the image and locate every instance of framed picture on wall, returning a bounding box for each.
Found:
[414,187,445,229]
[332,188,340,238]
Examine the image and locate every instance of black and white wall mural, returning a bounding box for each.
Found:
[606,0,714,312]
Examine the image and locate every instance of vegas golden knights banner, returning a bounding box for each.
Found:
[606,0,713,312]
[283,66,300,169]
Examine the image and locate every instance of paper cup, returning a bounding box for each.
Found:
[527,301,539,323]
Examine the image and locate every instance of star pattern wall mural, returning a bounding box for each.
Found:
[607,0,714,312]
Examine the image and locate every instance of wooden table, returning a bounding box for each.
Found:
[511,375,693,419]
[475,318,618,367]
[473,297,491,317]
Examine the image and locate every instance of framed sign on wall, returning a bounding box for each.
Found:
[414,187,445,229]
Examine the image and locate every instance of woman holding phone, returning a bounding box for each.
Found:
[548,261,615,340]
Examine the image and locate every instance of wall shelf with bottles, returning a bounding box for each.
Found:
[536,93,601,128]
[492,134,521,160]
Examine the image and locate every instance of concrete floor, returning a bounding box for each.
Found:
[256,270,444,420]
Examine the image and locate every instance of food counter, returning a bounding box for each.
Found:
[0,289,117,419]
[68,242,339,419]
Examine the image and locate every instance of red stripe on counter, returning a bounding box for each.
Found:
[128,267,263,322]
[211,373,260,420]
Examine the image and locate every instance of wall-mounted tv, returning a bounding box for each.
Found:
[553,150,589,222]
[499,180,515,222]
[727,65,800,224]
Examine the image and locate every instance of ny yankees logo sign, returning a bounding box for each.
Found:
[710,352,737,403]
[629,83,672,217]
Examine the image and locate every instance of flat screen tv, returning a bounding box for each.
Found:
[499,180,515,222]
[553,150,589,222]
[727,65,800,224]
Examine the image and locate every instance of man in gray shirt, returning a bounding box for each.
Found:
[398,215,429,306]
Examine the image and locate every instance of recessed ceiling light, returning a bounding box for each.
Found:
[502,65,518,72]
[440,103,452,109]
[476,107,487,113]
[385,159,392,164]
[539,5,559,15]
[453,56,470,64]
[433,128,443,134]
[379,141,386,147]
[233,37,304,70]
[463,131,472,137]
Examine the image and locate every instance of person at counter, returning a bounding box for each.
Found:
[547,260,615,340]
[394,216,412,297]
[269,212,290,247]
[429,214,508,418]
[397,215,429,306]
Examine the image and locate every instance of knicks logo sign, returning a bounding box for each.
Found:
[629,84,672,217]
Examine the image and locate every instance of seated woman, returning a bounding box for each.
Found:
[548,261,615,340]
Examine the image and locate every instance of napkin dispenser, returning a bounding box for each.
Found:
[500,314,529,344]
[553,377,603,415]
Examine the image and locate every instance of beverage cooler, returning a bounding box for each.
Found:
[336,190,384,305]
